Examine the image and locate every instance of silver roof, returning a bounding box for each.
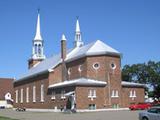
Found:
[122,81,146,87]
[16,40,120,81]
[48,77,107,88]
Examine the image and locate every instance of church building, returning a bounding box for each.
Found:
[13,11,145,111]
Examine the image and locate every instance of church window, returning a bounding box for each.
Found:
[15,90,18,103]
[26,87,29,103]
[33,86,36,102]
[38,44,41,54]
[78,65,83,72]
[61,90,66,99]
[40,84,44,102]
[68,68,71,75]
[88,89,96,100]
[129,90,136,98]
[93,62,100,70]
[35,44,38,54]
[111,90,119,98]
[51,91,56,100]
[20,88,23,103]
[110,62,116,70]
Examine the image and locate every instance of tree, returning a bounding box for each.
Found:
[122,61,160,99]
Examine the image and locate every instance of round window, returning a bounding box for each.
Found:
[78,65,83,72]
[93,63,100,70]
[110,62,116,69]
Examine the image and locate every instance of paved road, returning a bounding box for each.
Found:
[0,109,140,120]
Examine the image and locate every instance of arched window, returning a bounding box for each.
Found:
[38,44,41,54]
[35,44,38,54]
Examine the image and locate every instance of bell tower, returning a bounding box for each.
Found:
[28,10,45,69]
[74,18,84,47]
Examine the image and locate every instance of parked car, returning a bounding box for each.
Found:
[15,107,26,112]
[129,103,152,110]
[139,107,160,120]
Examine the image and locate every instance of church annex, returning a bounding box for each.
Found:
[13,11,145,111]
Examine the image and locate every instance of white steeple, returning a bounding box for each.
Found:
[34,10,42,40]
[76,19,80,32]
[74,18,83,47]
[31,10,45,60]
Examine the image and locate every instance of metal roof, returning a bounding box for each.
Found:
[16,40,120,81]
[48,77,107,88]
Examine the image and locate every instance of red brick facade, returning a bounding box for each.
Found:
[0,78,14,100]
[14,54,145,110]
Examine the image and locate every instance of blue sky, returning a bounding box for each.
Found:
[0,0,160,78]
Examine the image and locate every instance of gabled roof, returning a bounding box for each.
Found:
[121,81,146,88]
[48,78,107,89]
[16,40,120,81]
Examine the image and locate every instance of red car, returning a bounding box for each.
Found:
[129,103,152,110]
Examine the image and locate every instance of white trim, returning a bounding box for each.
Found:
[110,62,116,70]
[48,69,54,72]
[92,62,100,70]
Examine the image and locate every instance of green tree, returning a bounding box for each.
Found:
[122,61,160,99]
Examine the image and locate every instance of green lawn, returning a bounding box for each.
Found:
[0,116,18,120]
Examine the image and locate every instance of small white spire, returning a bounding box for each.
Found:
[61,34,66,41]
[76,19,80,32]
[34,10,42,40]
[75,17,83,47]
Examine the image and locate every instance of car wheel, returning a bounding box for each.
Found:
[142,117,148,120]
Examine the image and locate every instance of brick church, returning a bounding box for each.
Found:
[13,12,145,111]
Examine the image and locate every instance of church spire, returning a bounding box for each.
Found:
[31,10,45,60]
[34,9,42,40]
[74,18,83,47]
[28,10,45,69]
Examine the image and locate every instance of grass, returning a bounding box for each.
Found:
[0,116,19,120]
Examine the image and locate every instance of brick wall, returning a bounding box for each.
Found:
[76,87,106,109]
[121,86,145,107]
[14,54,145,109]
[66,57,87,80]
[0,78,14,100]
[14,74,52,109]
[48,64,62,85]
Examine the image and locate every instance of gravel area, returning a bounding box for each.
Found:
[0,109,140,120]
